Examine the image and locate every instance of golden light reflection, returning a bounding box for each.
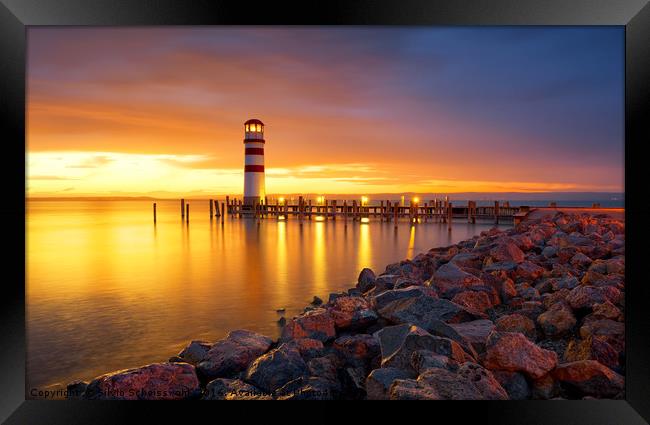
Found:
[360,217,370,223]
[313,221,326,293]
[413,197,420,204]
[315,216,325,222]
[276,220,288,297]
[278,197,285,205]
[316,196,325,205]
[406,224,416,259]
[361,196,369,206]
[357,220,371,274]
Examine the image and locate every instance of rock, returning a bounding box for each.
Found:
[410,350,458,374]
[515,261,545,281]
[542,288,571,309]
[328,296,378,330]
[307,355,340,383]
[338,366,367,399]
[450,252,482,269]
[311,296,323,306]
[283,338,325,361]
[592,300,623,321]
[551,276,580,291]
[244,344,309,393]
[570,252,593,268]
[83,362,201,400]
[430,262,486,299]
[333,334,380,367]
[537,302,576,338]
[579,319,625,353]
[542,246,558,258]
[280,308,336,342]
[553,360,624,397]
[564,336,619,370]
[371,286,437,311]
[483,261,518,273]
[451,290,493,313]
[448,319,496,354]
[484,331,558,379]
[197,330,273,381]
[566,285,621,310]
[378,296,479,330]
[393,276,420,289]
[495,314,537,340]
[374,274,400,292]
[357,268,377,293]
[489,241,525,264]
[275,376,336,400]
[492,370,530,400]
[377,324,472,370]
[66,381,88,400]
[390,363,508,400]
[366,367,415,400]
[202,378,271,400]
[426,320,479,358]
[531,373,559,399]
[174,340,211,366]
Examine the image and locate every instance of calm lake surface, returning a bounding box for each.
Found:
[26,199,511,393]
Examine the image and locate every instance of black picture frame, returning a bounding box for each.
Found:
[2,0,649,423]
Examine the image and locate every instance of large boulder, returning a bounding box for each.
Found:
[430,262,485,298]
[366,367,415,400]
[483,331,558,379]
[173,340,211,365]
[426,320,479,359]
[202,378,271,400]
[563,336,619,370]
[552,360,624,397]
[389,363,508,400]
[371,286,437,311]
[83,362,201,400]
[489,241,525,264]
[451,290,493,313]
[376,324,473,370]
[280,308,336,342]
[357,268,377,293]
[275,376,337,400]
[492,370,531,400]
[410,350,459,374]
[579,319,625,353]
[328,296,378,330]
[448,319,496,354]
[537,302,577,338]
[378,296,479,330]
[515,261,545,281]
[283,338,325,361]
[244,344,309,393]
[197,330,273,380]
[333,334,380,367]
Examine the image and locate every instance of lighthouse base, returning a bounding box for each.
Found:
[243,196,263,206]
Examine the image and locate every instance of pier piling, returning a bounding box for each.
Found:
[181,199,185,218]
[186,203,189,223]
[153,202,157,223]
[210,199,213,218]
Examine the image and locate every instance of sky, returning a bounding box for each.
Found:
[26,27,624,198]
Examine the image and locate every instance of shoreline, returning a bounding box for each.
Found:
[60,209,624,400]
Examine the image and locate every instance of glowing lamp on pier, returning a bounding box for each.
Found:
[317,196,325,205]
[361,196,369,206]
[413,197,420,204]
[243,118,266,206]
[278,197,285,205]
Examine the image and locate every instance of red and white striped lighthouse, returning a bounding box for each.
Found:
[243,118,266,206]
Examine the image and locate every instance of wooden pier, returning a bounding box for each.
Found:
[211,198,522,224]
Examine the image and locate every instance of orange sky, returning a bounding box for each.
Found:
[26,27,624,198]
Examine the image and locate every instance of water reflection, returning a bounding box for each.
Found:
[26,199,509,393]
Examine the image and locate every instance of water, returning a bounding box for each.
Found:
[26,199,511,394]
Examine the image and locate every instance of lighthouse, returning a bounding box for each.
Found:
[243,118,266,206]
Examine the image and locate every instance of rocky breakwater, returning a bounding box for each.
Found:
[67,211,625,400]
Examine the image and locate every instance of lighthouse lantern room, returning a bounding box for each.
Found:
[243,118,266,206]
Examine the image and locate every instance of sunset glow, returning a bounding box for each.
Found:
[27,27,624,198]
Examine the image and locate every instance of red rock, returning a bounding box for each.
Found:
[537,302,576,338]
[552,360,624,397]
[495,314,537,340]
[449,319,496,354]
[197,330,273,380]
[328,296,378,330]
[489,241,525,264]
[563,336,619,370]
[333,334,380,366]
[592,301,623,321]
[283,338,325,360]
[245,344,309,392]
[174,340,211,365]
[83,362,200,400]
[430,262,485,298]
[530,373,559,400]
[451,290,493,313]
[579,318,625,353]
[280,308,336,342]
[566,285,621,310]
[570,252,593,268]
[484,331,558,379]
[357,268,376,293]
[515,261,545,280]
[366,367,415,400]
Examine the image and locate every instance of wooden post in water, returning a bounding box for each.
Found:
[352,200,357,221]
[324,199,328,221]
[494,201,500,225]
[394,203,398,228]
[298,196,304,221]
[153,202,157,223]
[447,202,452,231]
[186,203,190,223]
[332,200,337,221]
[221,202,225,222]
[380,201,384,222]
[181,199,185,218]
[225,196,230,216]
[210,199,214,218]
[343,200,348,223]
